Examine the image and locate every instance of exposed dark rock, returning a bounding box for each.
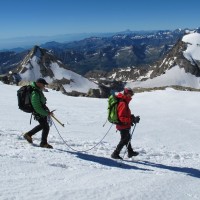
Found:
[150,36,200,78]
[87,89,101,98]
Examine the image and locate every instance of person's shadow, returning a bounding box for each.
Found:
[55,148,199,177]
[55,148,151,171]
[126,160,200,179]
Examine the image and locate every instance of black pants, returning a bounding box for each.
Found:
[28,116,50,144]
[115,129,133,153]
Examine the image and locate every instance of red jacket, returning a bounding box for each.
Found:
[116,93,132,130]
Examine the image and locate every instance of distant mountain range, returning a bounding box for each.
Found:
[0,51,28,74]
[0,28,191,75]
[1,28,200,95]
[88,30,200,90]
[0,30,139,50]
[41,29,187,74]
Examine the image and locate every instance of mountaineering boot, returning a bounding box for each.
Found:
[111,150,122,160]
[23,133,33,144]
[128,150,139,158]
[40,143,53,149]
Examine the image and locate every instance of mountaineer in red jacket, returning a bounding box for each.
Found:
[111,88,140,159]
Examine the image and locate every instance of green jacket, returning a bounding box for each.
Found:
[30,82,49,117]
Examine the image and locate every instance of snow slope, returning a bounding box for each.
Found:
[127,65,200,89]
[127,32,200,89]
[182,32,200,61]
[0,83,200,200]
[19,47,98,93]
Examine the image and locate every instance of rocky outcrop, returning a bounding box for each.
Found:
[150,33,200,78]
[87,89,101,98]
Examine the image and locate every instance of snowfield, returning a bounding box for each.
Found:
[127,32,200,89]
[127,65,200,89]
[0,83,200,200]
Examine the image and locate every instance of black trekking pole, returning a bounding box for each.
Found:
[121,124,137,161]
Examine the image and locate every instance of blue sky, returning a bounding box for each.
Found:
[0,0,200,38]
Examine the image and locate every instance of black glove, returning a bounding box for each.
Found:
[134,116,140,124]
[131,115,140,124]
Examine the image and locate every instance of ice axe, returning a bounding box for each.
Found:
[51,115,65,127]
[50,111,65,127]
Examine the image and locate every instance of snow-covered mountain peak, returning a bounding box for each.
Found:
[126,32,200,89]
[182,32,200,62]
[17,46,99,95]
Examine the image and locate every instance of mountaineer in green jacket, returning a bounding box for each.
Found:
[23,78,54,148]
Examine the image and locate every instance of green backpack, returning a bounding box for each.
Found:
[108,95,120,124]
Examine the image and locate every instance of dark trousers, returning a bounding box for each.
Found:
[28,116,50,144]
[115,129,133,153]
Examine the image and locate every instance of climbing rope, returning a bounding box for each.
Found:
[52,119,113,153]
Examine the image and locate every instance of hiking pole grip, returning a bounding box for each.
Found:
[51,115,65,127]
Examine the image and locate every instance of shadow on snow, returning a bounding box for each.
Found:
[55,148,151,171]
[128,160,200,179]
